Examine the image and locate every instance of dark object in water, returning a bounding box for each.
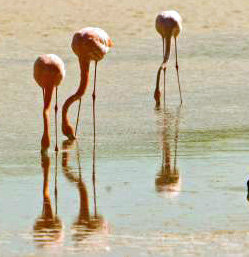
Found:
[247,180,249,201]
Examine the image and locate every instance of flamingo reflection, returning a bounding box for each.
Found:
[62,140,109,243]
[155,106,182,197]
[33,152,63,246]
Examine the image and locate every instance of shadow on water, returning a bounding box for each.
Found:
[155,106,182,198]
[62,140,109,244]
[33,152,63,246]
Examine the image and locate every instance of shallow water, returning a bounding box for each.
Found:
[1,0,249,256]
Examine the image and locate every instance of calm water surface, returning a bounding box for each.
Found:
[1,0,249,256]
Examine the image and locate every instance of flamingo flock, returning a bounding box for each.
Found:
[34,10,183,152]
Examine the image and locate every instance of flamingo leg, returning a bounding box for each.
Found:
[92,61,97,143]
[55,150,58,215]
[163,38,166,109]
[75,98,82,137]
[175,37,183,104]
[93,163,97,217]
[162,37,165,57]
[92,61,97,217]
[55,87,58,152]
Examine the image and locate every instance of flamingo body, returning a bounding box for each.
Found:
[34,54,65,152]
[34,54,65,88]
[72,27,113,61]
[155,11,182,39]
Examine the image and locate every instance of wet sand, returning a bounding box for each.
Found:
[1,0,249,256]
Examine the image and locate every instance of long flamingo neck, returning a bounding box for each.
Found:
[154,36,172,107]
[79,58,90,90]
[61,58,90,138]
[163,36,172,64]
[41,86,54,152]
[155,65,163,91]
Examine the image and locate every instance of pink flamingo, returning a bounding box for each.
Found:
[62,27,114,140]
[154,10,183,108]
[34,54,65,152]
